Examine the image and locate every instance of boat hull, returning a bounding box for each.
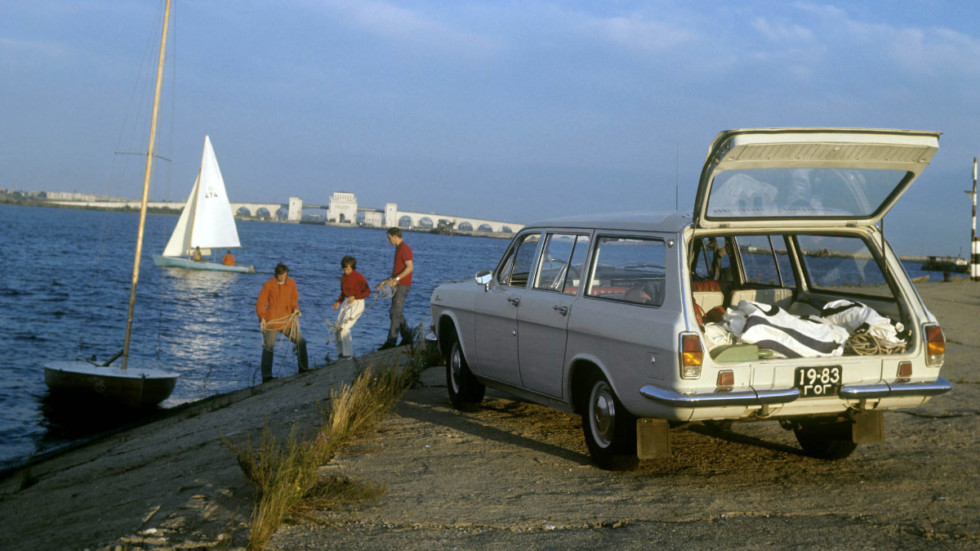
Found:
[44,361,178,409]
[152,255,254,273]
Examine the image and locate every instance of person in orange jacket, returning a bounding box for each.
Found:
[256,262,309,382]
[222,250,235,266]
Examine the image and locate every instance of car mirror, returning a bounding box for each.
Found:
[475,270,493,290]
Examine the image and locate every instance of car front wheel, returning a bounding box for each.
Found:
[580,372,638,470]
[446,339,484,411]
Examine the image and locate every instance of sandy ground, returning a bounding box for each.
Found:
[0,280,977,550]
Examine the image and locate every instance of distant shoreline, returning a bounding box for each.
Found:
[1,197,972,252]
[0,197,516,239]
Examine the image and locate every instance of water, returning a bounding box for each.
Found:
[0,204,941,470]
[0,204,508,470]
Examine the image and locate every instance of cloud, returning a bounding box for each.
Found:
[310,0,501,58]
[582,12,696,54]
[0,37,65,66]
[792,2,980,78]
[751,16,814,43]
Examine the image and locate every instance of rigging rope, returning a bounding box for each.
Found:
[844,329,907,356]
[254,311,302,382]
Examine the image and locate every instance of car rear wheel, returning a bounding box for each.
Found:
[446,339,484,411]
[792,417,858,460]
[580,372,638,470]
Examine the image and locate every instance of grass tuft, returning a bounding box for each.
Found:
[224,362,414,550]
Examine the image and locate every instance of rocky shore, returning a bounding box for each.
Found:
[1,281,977,550]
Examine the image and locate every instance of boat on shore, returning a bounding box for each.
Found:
[44,0,179,409]
[152,135,254,274]
[921,255,969,273]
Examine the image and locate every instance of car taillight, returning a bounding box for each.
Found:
[716,369,734,391]
[896,361,912,382]
[924,324,945,367]
[680,333,703,379]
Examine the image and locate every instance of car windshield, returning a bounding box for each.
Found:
[706,168,907,219]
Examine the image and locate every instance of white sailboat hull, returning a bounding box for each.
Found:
[152,254,254,273]
[44,361,178,409]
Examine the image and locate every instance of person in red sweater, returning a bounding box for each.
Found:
[377,227,414,350]
[331,255,371,359]
[255,262,309,382]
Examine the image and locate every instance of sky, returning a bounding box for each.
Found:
[2,0,979,256]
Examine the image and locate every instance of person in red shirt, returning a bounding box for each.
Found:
[222,250,235,266]
[377,227,414,350]
[255,262,309,382]
[331,255,371,359]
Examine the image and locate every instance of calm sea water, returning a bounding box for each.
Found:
[0,204,508,470]
[0,204,940,470]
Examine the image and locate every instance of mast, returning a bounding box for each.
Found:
[122,0,171,370]
[972,157,978,281]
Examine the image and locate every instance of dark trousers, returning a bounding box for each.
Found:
[386,284,412,344]
[260,327,309,382]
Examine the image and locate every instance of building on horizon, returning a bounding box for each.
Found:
[327,192,357,224]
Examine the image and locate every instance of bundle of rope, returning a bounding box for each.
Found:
[254,311,303,382]
[844,328,907,356]
[260,310,301,338]
[324,284,395,345]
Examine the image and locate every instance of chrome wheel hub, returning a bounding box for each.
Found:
[590,381,615,448]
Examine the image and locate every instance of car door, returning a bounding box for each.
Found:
[470,231,541,386]
[517,232,590,398]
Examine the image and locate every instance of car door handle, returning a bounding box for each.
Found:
[553,304,569,315]
[507,297,520,307]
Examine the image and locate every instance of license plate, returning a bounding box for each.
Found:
[794,366,842,397]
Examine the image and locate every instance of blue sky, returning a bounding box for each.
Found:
[2,0,979,255]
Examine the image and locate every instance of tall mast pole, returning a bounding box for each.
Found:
[972,157,978,281]
[122,0,171,369]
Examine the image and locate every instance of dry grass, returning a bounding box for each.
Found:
[225,361,413,550]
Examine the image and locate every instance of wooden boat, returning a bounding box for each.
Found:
[44,0,178,409]
[44,361,177,410]
[152,135,254,273]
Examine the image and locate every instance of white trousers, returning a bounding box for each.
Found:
[335,298,365,357]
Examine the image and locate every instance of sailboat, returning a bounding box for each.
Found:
[44,0,178,409]
[152,135,255,273]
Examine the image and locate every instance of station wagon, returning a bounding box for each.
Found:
[430,128,952,468]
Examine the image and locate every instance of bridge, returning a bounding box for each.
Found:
[46,199,299,220]
[43,192,523,234]
[326,193,522,235]
[388,207,521,234]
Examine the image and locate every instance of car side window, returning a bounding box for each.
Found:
[533,233,581,292]
[736,235,796,287]
[562,234,591,295]
[691,236,733,287]
[587,236,666,306]
[796,234,890,298]
[498,233,541,287]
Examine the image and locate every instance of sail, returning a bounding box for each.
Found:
[161,135,241,257]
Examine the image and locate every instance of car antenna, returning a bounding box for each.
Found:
[674,142,681,210]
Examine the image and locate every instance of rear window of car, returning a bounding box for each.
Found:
[587,236,666,306]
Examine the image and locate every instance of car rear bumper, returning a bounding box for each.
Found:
[639,377,952,408]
